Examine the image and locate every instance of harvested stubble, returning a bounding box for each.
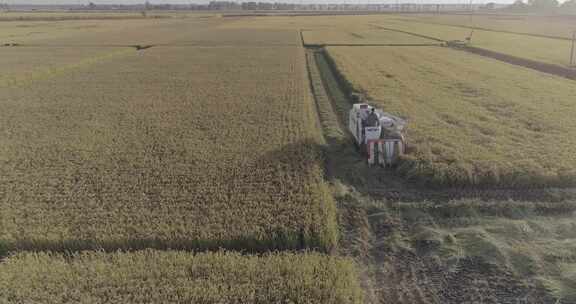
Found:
[0,250,364,304]
[325,46,576,187]
[389,199,576,303]
[0,43,336,252]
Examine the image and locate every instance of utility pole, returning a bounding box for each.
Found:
[570,31,576,67]
[466,0,475,43]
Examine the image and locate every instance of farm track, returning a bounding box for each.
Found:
[369,25,576,81]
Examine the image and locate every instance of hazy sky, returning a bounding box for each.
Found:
[7,0,518,4]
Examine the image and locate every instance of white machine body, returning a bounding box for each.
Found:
[348,103,407,167]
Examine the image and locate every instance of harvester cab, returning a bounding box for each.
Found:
[348,102,407,167]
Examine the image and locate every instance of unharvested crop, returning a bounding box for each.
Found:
[0,250,364,304]
[224,14,575,66]
[0,47,132,87]
[398,14,576,40]
[302,28,437,45]
[326,46,576,187]
[0,37,336,251]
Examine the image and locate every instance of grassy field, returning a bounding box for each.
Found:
[0,26,336,252]
[0,250,363,303]
[326,46,576,187]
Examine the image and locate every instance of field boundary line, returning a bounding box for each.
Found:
[371,25,446,43]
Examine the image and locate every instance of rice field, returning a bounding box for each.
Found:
[325,45,576,187]
[398,14,576,39]
[0,28,336,252]
[302,28,438,45]
[0,47,132,86]
[370,19,576,66]
[225,14,576,66]
[0,250,363,304]
[2,11,576,303]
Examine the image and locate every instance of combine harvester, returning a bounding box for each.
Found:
[348,93,407,167]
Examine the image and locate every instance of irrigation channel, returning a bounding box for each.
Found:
[305,47,572,304]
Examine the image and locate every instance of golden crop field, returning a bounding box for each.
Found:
[0,19,218,46]
[2,11,576,303]
[370,18,576,66]
[399,14,576,39]
[0,10,183,21]
[326,46,576,187]
[0,47,132,86]
[0,250,363,303]
[0,18,165,44]
[0,28,336,252]
[224,14,576,66]
[302,28,437,45]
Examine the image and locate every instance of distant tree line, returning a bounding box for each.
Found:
[62,1,576,14]
[507,0,576,13]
